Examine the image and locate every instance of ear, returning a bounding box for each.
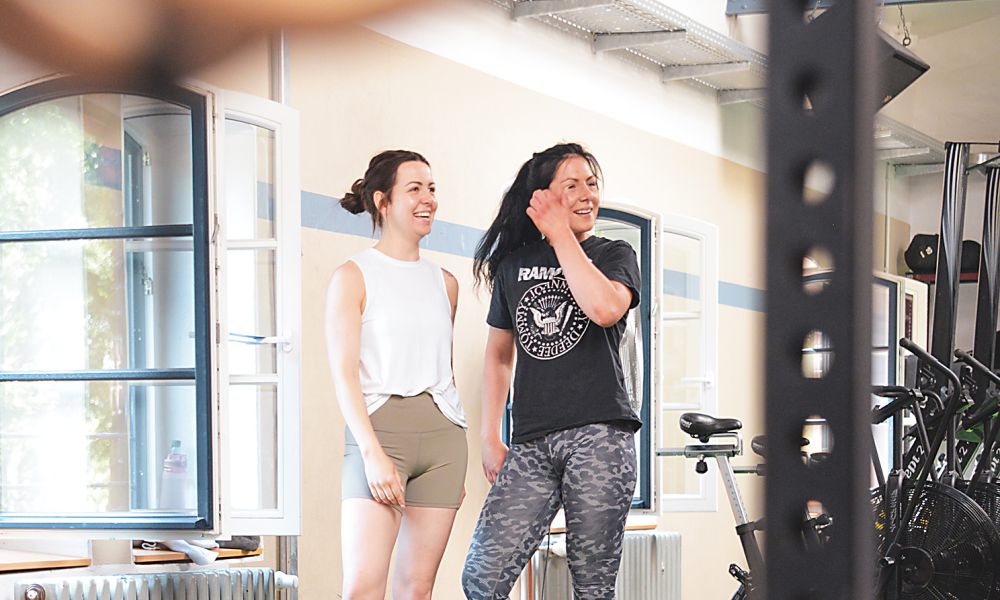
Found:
[373,191,386,212]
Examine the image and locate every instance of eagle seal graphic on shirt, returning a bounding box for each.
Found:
[514,277,589,360]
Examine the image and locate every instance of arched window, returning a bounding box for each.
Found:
[0,78,300,537]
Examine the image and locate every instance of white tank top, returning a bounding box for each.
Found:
[347,247,467,428]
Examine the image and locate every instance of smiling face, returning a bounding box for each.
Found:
[548,155,600,240]
[377,160,437,240]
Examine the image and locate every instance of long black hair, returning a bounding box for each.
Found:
[340,149,430,231]
[473,142,602,290]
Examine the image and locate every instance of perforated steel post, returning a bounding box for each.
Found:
[765,1,876,597]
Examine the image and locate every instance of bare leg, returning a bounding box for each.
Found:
[342,498,403,599]
[392,506,459,599]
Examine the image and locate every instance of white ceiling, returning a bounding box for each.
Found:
[877,0,1000,144]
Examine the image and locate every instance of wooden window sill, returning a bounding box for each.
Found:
[0,550,91,573]
[132,547,262,564]
[548,513,657,534]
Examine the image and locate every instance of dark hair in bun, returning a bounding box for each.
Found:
[341,150,430,230]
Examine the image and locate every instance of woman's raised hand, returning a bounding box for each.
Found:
[526,188,573,242]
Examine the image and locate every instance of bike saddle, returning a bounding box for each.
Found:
[807,451,830,468]
[680,413,742,442]
[750,435,809,458]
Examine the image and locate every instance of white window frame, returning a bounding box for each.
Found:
[0,80,301,539]
[659,213,720,513]
[213,89,301,537]
[600,200,662,513]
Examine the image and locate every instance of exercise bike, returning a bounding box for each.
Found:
[658,414,830,599]
[870,338,1000,599]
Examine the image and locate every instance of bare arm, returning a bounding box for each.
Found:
[549,234,633,327]
[325,262,405,506]
[481,326,515,484]
[527,190,633,327]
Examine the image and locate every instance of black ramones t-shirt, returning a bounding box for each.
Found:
[487,235,643,443]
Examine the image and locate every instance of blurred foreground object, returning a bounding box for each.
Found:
[0,0,421,84]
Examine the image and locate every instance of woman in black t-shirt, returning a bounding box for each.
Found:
[462,143,641,599]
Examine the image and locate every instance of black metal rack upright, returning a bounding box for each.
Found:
[765,1,877,597]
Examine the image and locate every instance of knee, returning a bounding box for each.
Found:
[393,580,433,600]
[342,577,384,600]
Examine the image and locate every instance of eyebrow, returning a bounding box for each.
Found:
[404,181,432,186]
[560,177,597,184]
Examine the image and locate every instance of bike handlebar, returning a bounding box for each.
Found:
[871,394,917,425]
[955,348,1000,386]
[900,337,962,393]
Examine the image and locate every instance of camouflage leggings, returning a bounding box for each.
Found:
[462,422,637,599]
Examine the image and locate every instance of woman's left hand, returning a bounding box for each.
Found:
[526,189,573,242]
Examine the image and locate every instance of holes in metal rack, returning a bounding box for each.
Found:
[802,247,833,295]
[801,159,836,206]
[802,330,834,379]
[802,415,834,461]
[795,69,826,115]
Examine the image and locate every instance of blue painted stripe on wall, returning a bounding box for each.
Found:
[720,281,766,312]
[301,190,767,312]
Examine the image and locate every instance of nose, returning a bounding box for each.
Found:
[421,191,437,209]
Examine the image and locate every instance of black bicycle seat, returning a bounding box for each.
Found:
[680,413,742,442]
[751,435,809,458]
[808,452,831,468]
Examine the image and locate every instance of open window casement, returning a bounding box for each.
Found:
[214,89,301,537]
[0,79,300,538]
[658,214,720,513]
[594,202,661,513]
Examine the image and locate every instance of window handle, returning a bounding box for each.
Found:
[228,332,293,352]
[681,374,714,388]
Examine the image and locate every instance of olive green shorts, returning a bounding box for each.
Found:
[343,392,468,509]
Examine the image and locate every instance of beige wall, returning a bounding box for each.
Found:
[286,26,766,600]
[0,17,768,600]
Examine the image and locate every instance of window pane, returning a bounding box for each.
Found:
[594,218,641,249]
[0,94,192,232]
[662,318,704,407]
[872,283,891,348]
[129,382,199,513]
[228,385,278,511]
[224,120,275,240]
[660,423,705,497]
[664,232,702,315]
[594,216,647,504]
[0,237,194,371]
[0,381,196,514]
[227,249,277,375]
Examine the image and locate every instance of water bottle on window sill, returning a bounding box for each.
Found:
[159,440,194,510]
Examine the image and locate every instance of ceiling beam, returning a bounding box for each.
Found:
[717,88,766,105]
[663,62,751,82]
[593,30,688,53]
[728,0,976,16]
[876,147,931,161]
[512,0,614,20]
[894,163,944,177]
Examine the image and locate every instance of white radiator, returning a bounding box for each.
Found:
[14,567,290,600]
[527,531,681,600]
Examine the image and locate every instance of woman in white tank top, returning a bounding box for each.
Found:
[325,150,468,599]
